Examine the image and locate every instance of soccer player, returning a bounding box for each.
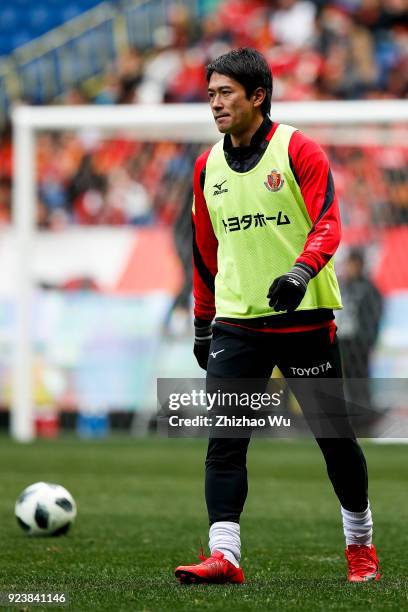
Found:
[174,48,380,584]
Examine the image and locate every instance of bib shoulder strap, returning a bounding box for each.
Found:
[271,123,298,149]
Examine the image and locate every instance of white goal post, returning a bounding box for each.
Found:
[11,100,408,442]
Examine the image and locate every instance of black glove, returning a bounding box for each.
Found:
[193,318,213,370]
[267,263,313,312]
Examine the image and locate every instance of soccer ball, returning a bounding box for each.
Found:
[15,482,77,536]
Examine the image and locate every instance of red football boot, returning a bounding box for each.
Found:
[175,550,244,585]
[346,544,381,582]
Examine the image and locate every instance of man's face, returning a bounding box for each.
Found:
[343,257,363,281]
[208,72,260,135]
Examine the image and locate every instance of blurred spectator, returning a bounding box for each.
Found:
[269,0,317,48]
[94,72,121,105]
[66,153,111,224]
[63,87,89,105]
[164,183,193,336]
[106,165,153,225]
[116,47,144,104]
[384,166,408,224]
[315,4,377,98]
[337,249,384,419]
[215,0,269,47]
[164,48,207,103]
[0,0,407,232]
[137,39,184,104]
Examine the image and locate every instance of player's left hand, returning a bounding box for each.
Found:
[267,264,313,312]
[193,318,213,370]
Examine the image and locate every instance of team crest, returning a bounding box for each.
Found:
[264,169,284,192]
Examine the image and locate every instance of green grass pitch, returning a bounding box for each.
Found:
[0,436,407,611]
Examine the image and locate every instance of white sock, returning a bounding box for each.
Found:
[341,503,373,546]
[209,521,241,567]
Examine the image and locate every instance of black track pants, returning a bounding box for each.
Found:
[205,323,369,525]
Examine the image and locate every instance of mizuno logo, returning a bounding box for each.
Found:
[213,180,228,196]
[214,180,227,191]
[210,349,225,358]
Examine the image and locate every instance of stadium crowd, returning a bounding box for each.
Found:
[0,0,407,231]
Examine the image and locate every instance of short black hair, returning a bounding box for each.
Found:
[206,48,273,117]
[348,249,365,267]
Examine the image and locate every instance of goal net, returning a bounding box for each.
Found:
[8,101,408,441]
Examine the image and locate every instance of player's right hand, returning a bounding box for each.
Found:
[194,319,213,370]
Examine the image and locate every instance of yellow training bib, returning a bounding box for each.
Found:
[203,124,342,319]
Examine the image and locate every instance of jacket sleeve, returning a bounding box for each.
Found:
[192,150,218,322]
[288,130,341,276]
